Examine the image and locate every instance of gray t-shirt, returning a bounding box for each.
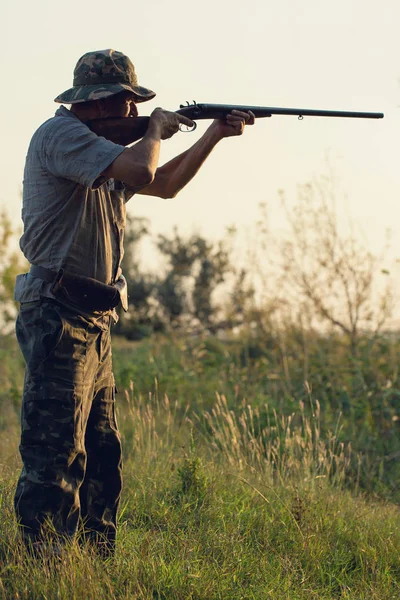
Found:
[15,106,130,303]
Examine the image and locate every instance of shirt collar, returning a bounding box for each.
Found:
[55,105,80,120]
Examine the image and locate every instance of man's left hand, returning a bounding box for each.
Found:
[214,109,256,138]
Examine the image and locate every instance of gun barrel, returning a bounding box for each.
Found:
[265,106,384,119]
[177,103,384,120]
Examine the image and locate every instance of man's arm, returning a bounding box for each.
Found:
[102,108,194,187]
[136,110,255,199]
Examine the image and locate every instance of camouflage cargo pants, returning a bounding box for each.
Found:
[15,298,122,556]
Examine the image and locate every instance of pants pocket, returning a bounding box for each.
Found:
[16,301,65,370]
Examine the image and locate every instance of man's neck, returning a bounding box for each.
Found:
[70,104,101,121]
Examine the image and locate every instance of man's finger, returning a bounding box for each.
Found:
[177,114,195,128]
[247,110,255,124]
[230,109,251,119]
[227,110,255,126]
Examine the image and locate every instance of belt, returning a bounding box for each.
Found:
[30,264,61,285]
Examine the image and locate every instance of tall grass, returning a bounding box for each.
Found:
[111,330,400,502]
[1,361,399,599]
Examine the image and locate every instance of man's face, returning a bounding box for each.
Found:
[102,91,139,118]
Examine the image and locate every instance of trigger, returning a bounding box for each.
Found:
[179,122,197,133]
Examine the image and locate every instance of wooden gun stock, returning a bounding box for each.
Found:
[86,116,151,146]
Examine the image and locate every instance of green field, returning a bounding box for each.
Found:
[0,331,399,599]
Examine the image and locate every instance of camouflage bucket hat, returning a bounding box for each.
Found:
[54,49,156,104]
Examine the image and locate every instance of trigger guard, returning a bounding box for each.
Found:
[179,122,197,133]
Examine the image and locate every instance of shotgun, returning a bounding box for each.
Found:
[86,101,384,146]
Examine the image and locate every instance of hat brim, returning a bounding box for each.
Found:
[54,82,156,104]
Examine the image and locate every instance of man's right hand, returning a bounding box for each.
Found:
[149,108,194,140]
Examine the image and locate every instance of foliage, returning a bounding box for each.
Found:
[176,430,210,503]
[253,178,394,356]
[109,330,400,502]
[113,175,395,354]
[0,211,28,327]
[112,214,156,339]
[1,373,400,599]
[156,228,231,328]
[116,220,236,338]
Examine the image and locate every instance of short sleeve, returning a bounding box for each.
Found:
[42,116,126,190]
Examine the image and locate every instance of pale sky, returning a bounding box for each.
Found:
[2,0,400,266]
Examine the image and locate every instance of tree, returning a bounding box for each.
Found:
[156,228,232,330]
[0,211,28,328]
[113,214,157,339]
[116,220,234,336]
[256,177,393,355]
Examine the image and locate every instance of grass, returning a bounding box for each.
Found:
[111,330,400,501]
[0,332,400,598]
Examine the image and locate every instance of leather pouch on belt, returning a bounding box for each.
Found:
[52,272,128,312]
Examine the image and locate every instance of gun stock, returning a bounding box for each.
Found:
[86,102,384,146]
[86,116,151,146]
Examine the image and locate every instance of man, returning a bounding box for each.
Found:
[14,49,255,557]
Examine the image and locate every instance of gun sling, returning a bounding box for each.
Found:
[29,265,128,312]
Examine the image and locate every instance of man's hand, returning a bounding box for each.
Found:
[211,109,256,139]
[148,108,194,140]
